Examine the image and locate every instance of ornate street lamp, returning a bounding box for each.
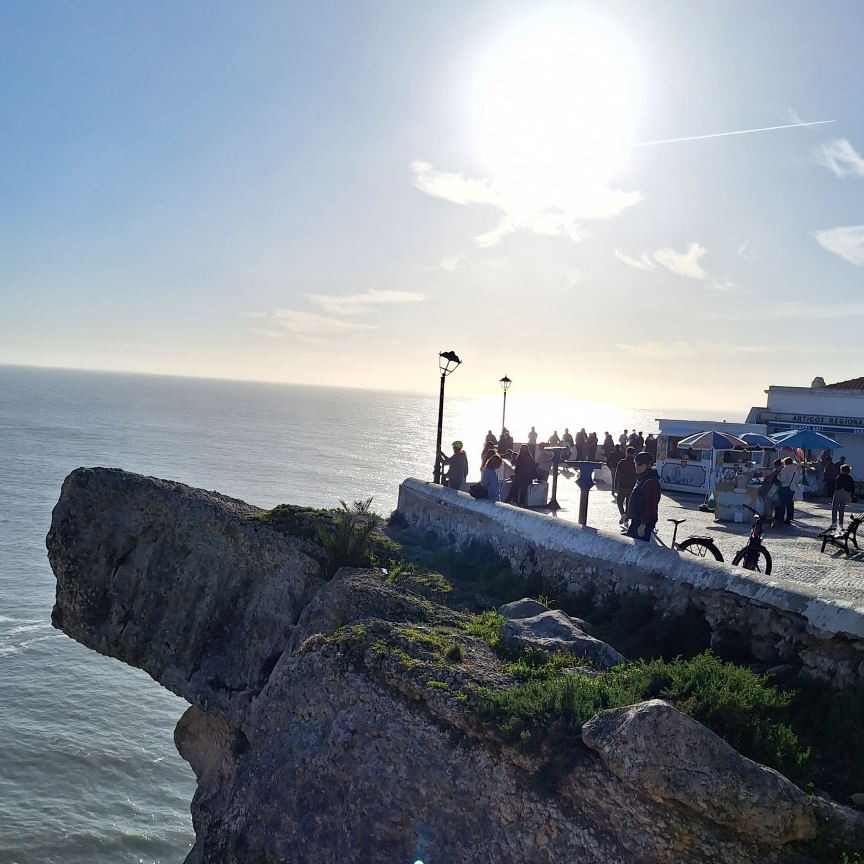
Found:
[433,351,462,484]
[499,375,511,432]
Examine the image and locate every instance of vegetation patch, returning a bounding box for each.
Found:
[271,500,864,809]
[477,651,810,791]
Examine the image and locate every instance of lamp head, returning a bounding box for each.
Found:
[499,374,512,392]
[438,350,462,375]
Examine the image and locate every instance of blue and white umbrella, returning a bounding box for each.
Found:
[770,429,841,451]
[739,432,777,450]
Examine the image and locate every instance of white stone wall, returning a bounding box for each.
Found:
[397,478,864,685]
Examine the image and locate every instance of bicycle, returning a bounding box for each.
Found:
[730,505,772,574]
[653,517,724,561]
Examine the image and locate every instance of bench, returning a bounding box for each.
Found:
[818,515,863,556]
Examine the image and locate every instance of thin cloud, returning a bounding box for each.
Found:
[306,289,426,316]
[615,341,694,357]
[815,139,864,178]
[773,301,864,319]
[439,256,465,272]
[614,340,786,358]
[708,279,739,292]
[270,309,377,336]
[653,243,708,280]
[411,161,641,248]
[703,301,864,322]
[411,161,501,207]
[737,240,759,262]
[814,226,864,266]
[615,250,656,272]
[249,328,285,339]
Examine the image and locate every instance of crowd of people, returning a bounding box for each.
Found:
[755,451,858,533]
[440,425,860,546]
[438,426,662,541]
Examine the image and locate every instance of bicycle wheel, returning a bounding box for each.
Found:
[678,538,724,561]
[732,545,772,574]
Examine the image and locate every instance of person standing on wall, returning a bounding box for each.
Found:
[527,426,538,459]
[626,452,662,543]
[614,446,637,526]
[438,441,468,491]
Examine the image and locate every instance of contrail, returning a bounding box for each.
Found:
[634,119,835,147]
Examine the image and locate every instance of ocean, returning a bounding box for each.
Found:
[0,364,734,863]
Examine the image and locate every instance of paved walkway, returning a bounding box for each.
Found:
[539,468,864,609]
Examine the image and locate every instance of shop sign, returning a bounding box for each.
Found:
[759,412,864,435]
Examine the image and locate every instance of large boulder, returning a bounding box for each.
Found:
[48,467,323,724]
[498,605,626,669]
[581,699,817,844]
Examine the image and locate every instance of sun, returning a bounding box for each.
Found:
[473,22,640,216]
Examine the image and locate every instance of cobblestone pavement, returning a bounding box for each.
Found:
[537,467,864,610]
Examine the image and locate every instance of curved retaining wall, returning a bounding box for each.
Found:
[397,478,864,685]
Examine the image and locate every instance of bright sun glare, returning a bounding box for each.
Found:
[474,23,638,216]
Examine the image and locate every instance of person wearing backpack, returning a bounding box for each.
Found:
[626,451,661,543]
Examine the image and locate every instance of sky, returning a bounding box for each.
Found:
[2,0,863,414]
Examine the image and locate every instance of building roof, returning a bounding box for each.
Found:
[826,377,864,392]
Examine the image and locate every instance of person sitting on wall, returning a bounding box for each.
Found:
[480,452,503,502]
[438,441,468,491]
[626,451,661,543]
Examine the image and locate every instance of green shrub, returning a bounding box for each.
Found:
[476,651,812,791]
[316,498,380,576]
[445,643,463,663]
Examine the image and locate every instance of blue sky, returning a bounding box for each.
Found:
[2,0,863,412]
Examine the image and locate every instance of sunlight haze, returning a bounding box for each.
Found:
[2,0,863,414]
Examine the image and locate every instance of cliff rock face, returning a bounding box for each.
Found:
[47,469,861,863]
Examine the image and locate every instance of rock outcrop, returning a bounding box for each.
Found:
[47,469,864,863]
[497,604,627,669]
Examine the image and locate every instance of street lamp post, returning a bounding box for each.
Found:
[499,375,511,432]
[433,351,462,484]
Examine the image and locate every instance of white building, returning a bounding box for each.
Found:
[746,376,864,470]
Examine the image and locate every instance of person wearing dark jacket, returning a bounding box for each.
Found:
[626,452,661,542]
[438,441,468,490]
[831,463,856,530]
[506,444,536,506]
[606,444,624,483]
[614,447,637,524]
